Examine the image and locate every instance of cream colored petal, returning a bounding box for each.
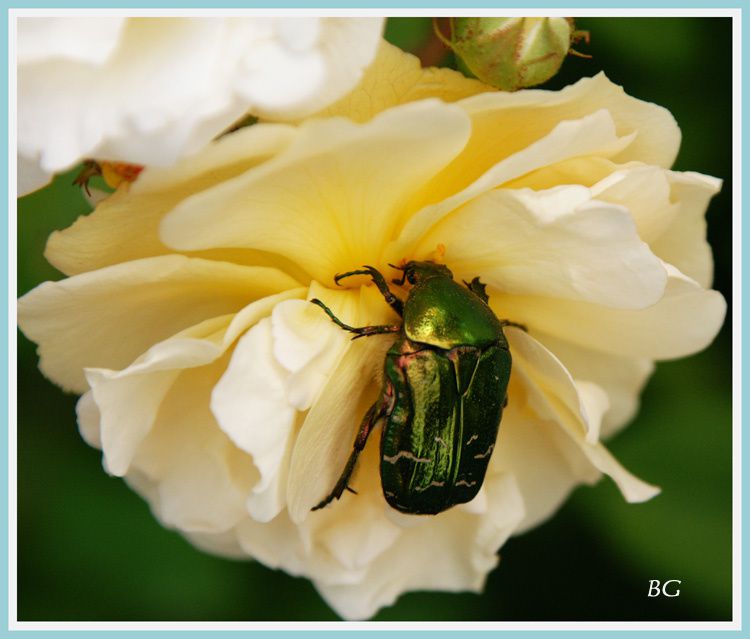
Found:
[17,255,299,392]
[183,529,246,560]
[532,332,654,439]
[244,427,298,524]
[506,328,591,440]
[272,285,353,411]
[76,391,102,449]
[235,510,310,575]
[87,288,300,480]
[286,339,379,525]
[212,319,295,497]
[653,172,721,288]
[46,124,295,276]
[418,185,667,309]
[160,100,472,282]
[497,264,726,360]
[508,329,659,503]
[129,357,256,534]
[396,70,678,225]
[575,381,611,444]
[213,285,358,522]
[239,440,399,588]
[392,109,634,259]
[490,399,600,533]
[503,155,620,191]
[458,72,681,170]
[222,287,307,347]
[591,166,721,288]
[208,289,306,521]
[286,285,395,523]
[315,472,524,620]
[87,315,230,477]
[315,40,489,123]
[313,443,402,576]
[581,439,660,502]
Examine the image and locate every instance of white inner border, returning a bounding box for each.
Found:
[7,6,742,633]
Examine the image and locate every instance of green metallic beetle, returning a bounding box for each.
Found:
[310,260,518,515]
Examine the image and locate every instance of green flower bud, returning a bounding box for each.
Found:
[446,17,585,91]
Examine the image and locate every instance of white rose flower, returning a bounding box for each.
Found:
[17,42,726,619]
[16,15,384,194]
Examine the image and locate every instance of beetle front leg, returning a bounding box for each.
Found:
[312,394,390,511]
[334,265,404,316]
[463,276,489,303]
[501,320,528,332]
[310,299,400,340]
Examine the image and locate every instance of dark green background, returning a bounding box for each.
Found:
[17,17,733,621]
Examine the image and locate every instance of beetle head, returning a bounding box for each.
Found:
[390,260,453,286]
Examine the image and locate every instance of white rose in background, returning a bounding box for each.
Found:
[16,16,384,195]
[18,43,726,619]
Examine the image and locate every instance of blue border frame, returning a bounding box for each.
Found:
[0,1,746,7]
[4,2,744,637]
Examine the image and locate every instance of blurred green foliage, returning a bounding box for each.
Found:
[17,17,732,621]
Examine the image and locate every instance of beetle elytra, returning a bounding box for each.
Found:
[310,261,518,515]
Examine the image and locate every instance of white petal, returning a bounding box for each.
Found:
[17,17,126,65]
[18,17,383,174]
[17,153,52,196]
[418,185,667,309]
[234,18,384,120]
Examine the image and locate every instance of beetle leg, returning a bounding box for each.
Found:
[310,299,400,340]
[334,266,404,316]
[312,395,389,511]
[463,276,489,303]
[500,320,528,332]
